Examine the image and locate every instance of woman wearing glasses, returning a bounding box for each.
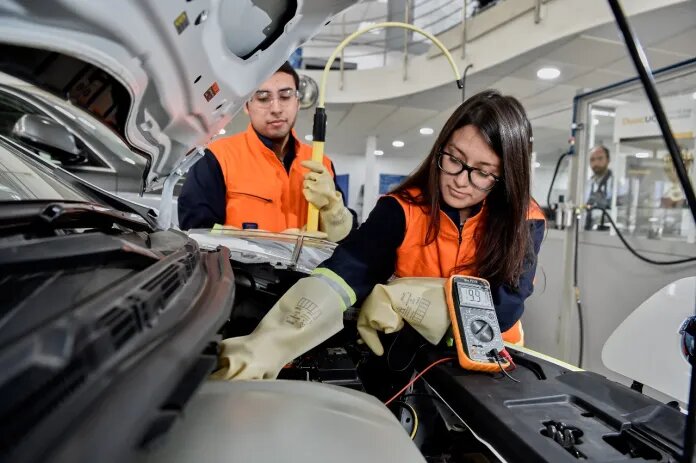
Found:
[214,90,545,380]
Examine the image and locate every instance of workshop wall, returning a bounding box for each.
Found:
[329,153,421,215]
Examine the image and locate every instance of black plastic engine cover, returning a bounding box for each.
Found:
[421,349,685,462]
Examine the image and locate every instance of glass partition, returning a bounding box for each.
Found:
[579,61,696,243]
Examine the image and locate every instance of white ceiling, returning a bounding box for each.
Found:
[225,1,696,167]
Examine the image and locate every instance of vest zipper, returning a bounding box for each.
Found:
[443,212,465,276]
[455,222,463,267]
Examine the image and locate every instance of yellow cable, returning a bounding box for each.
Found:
[307,21,464,231]
[318,22,461,108]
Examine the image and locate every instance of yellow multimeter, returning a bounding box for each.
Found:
[445,275,509,372]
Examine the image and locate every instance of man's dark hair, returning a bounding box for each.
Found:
[596,145,610,161]
[276,61,299,89]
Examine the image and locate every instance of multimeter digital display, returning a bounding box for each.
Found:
[458,285,491,309]
[446,275,508,372]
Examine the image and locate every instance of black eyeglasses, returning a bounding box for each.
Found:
[437,150,500,191]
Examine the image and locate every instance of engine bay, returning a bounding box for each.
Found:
[222,260,687,463]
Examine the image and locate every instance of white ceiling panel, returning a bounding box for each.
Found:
[563,68,633,91]
[653,28,696,57]
[605,48,691,75]
[374,106,439,135]
[334,102,397,134]
[488,76,556,100]
[544,35,629,68]
[522,84,578,111]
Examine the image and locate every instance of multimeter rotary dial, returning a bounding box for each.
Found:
[470,319,494,343]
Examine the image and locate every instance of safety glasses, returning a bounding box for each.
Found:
[249,88,300,108]
[437,150,500,192]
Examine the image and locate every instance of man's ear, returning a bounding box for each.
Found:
[243,101,249,115]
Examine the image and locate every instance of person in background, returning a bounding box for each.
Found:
[585,145,614,230]
[213,90,546,380]
[177,61,355,242]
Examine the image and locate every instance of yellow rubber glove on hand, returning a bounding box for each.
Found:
[357,278,451,356]
[301,160,352,242]
[211,276,346,380]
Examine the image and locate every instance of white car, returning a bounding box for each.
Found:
[0,2,690,463]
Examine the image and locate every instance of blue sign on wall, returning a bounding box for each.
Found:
[379,174,407,195]
[336,174,349,204]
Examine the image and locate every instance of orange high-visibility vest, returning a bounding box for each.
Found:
[208,125,335,231]
[390,188,545,345]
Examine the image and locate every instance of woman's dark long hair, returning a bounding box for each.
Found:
[392,90,534,287]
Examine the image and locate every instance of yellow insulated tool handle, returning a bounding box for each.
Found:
[306,140,324,232]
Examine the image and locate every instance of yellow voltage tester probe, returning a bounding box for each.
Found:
[307,21,465,232]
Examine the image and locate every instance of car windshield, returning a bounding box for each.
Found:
[0,84,146,173]
[0,139,94,202]
[42,92,146,168]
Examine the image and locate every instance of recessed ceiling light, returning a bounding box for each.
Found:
[305,134,313,141]
[692,91,696,100]
[533,161,541,168]
[536,67,561,80]
[419,127,434,135]
[374,149,384,156]
[392,140,405,148]
[635,152,650,158]
[593,118,600,126]
[218,128,226,135]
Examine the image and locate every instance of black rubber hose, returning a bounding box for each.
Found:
[573,214,584,368]
[599,209,696,265]
[546,152,570,210]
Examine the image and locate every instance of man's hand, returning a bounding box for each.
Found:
[301,160,352,242]
[301,160,339,210]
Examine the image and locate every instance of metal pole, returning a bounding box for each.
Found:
[340,14,345,90]
[607,1,696,461]
[461,0,468,59]
[534,0,543,24]
[403,0,411,81]
[461,63,473,102]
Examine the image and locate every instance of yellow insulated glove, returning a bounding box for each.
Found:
[301,160,352,242]
[211,276,345,380]
[357,278,451,356]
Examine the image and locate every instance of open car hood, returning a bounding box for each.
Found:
[0,0,357,191]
